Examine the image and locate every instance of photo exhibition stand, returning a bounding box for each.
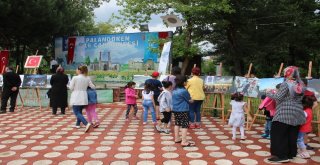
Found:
[202,63,225,121]
[248,63,284,130]
[22,53,42,110]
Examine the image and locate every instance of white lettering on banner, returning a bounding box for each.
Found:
[158,42,172,75]
[85,41,139,49]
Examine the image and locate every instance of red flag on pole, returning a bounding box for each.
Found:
[67,37,76,64]
[0,50,9,74]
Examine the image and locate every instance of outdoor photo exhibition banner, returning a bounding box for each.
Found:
[55,32,163,71]
[233,76,259,98]
[158,41,171,75]
[307,79,320,101]
[22,74,47,87]
[258,78,284,97]
[204,76,234,93]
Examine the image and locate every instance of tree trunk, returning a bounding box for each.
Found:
[15,40,21,72]
[20,44,26,73]
[181,57,190,75]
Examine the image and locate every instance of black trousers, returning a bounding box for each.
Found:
[270,121,300,159]
[125,104,138,118]
[1,89,19,112]
[52,107,66,114]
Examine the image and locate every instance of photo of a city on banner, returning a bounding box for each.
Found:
[0,0,320,165]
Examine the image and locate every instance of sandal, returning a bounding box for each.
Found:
[181,142,195,147]
[175,140,182,143]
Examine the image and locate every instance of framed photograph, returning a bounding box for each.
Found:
[24,56,43,68]
[22,74,47,88]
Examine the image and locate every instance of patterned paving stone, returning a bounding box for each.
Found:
[0,105,319,165]
[33,160,53,165]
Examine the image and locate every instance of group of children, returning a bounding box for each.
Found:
[124,75,195,147]
[228,83,317,159]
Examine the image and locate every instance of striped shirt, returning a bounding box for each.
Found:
[267,82,305,126]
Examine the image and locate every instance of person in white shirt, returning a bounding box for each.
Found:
[69,65,95,132]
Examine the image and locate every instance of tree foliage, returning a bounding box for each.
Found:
[0,0,110,73]
[115,0,233,74]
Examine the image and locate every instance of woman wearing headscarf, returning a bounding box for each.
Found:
[267,66,306,163]
[50,66,69,115]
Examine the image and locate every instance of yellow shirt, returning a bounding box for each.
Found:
[186,76,205,100]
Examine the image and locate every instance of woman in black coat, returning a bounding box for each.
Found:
[50,66,69,115]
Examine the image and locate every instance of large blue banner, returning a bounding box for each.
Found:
[55,32,160,71]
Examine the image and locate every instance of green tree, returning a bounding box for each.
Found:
[197,0,320,77]
[114,0,232,74]
[85,56,91,66]
[0,0,107,73]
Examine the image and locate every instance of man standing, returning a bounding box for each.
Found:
[0,67,21,113]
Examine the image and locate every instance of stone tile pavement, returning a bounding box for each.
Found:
[0,102,319,165]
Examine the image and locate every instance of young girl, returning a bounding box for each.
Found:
[156,81,173,134]
[172,75,195,147]
[297,90,317,158]
[142,83,157,125]
[228,92,247,140]
[124,81,139,121]
[86,87,99,127]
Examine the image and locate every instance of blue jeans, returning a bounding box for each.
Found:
[73,105,88,126]
[297,132,306,149]
[189,100,203,123]
[142,100,156,122]
[264,120,272,135]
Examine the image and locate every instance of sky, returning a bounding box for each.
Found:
[93,0,176,33]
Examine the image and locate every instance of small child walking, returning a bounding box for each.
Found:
[228,92,247,140]
[86,87,99,128]
[124,81,139,121]
[297,90,317,158]
[156,81,173,134]
[172,75,195,147]
[142,83,157,125]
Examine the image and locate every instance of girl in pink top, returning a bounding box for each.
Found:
[297,90,317,158]
[124,81,139,121]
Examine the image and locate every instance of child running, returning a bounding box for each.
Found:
[142,83,157,125]
[228,92,247,140]
[86,87,99,127]
[124,81,139,121]
[172,75,195,147]
[156,81,173,134]
[297,90,317,158]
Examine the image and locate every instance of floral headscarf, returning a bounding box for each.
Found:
[283,66,305,96]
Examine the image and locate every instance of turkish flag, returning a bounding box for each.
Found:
[0,50,9,73]
[67,37,76,64]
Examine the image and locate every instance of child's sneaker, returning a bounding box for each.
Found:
[162,129,170,134]
[195,124,201,129]
[155,125,162,132]
[143,122,147,125]
[133,116,140,120]
[93,122,100,128]
[261,133,269,138]
[266,135,270,139]
[297,151,310,159]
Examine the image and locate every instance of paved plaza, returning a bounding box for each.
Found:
[0,102,319,165]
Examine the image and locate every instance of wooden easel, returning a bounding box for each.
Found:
[22,52,42,110]
[248,63,284,130]
[22,67,42,110]
[15,65,24,110]
[306,61,320,142]
[202,63,225,120]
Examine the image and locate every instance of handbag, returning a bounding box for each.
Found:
[46,88,52,98]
